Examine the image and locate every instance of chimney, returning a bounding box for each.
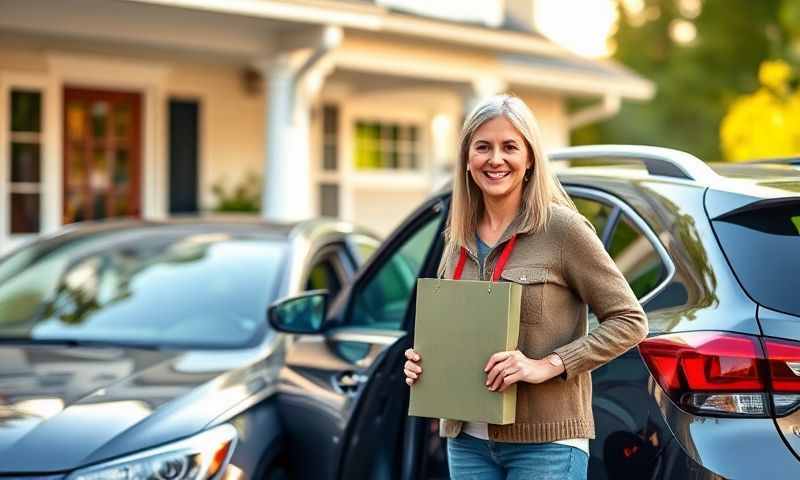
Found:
[504,0,537,32]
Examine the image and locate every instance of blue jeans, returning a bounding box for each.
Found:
[447,432,588,480]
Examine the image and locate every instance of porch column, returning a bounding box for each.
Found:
[257,26,341,222]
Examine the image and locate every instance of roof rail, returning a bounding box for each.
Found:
[548,145,719,182]
[745,157,800,167]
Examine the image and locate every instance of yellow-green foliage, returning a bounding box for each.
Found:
[721,59,800,161]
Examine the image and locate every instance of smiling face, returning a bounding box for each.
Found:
[467,115,532,202]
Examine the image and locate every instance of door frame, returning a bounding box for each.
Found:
[48,52,169,222]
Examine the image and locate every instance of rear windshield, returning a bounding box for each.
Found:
[711,199,800,317]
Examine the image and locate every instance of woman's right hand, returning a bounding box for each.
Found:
[404,348,423,386]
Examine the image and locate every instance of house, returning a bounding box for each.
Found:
[0,0,653,252]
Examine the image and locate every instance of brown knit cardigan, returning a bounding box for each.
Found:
[435,202,649,442]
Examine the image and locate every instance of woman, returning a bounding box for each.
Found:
[403,94,648,479]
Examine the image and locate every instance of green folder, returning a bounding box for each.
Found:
[408,277,522,424]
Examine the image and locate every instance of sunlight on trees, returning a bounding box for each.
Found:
[720,59,800,161]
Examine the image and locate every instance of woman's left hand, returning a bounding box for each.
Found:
[484,350,563,392]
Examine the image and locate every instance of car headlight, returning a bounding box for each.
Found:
[67,423,237,480]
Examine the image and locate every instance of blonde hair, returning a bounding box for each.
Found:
[441,94,578,273]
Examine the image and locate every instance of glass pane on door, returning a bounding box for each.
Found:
[11,143,41,183]
[66,101,87,141]
[114,148,130,187]
[11,193,40,233]
[91,101,109,138]
[113,104,131,138]
[11,91,41,133]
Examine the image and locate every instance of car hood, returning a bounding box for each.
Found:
[0,339,281,474]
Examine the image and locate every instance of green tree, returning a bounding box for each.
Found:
[573,0,785,162]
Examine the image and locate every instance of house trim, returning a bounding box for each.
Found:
[47,52,171,222]
[123,0,569,58]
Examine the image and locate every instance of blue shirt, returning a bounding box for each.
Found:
[475,233,491,277]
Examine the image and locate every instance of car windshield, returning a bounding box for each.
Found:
[711,199,800,317]
[0,227,286,348]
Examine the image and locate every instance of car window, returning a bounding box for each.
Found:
[711,199,800,316]
[305,254,344,299]
[608,214,668,300]
[573,197,614,240]
[350,234,380,267]
[349,207,445,331]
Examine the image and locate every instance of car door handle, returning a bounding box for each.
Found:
[337,371,368,393]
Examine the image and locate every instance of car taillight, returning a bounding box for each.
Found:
[639,331,800,417]
[763,337,800,415]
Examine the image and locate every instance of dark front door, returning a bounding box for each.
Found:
[168,99,199,214]
[277,197,447,480]
[63,87,141,223]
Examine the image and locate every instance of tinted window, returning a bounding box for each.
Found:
[573,197,614,238]
[350,208,445,330]
[351,235,379,266]
[608,214,668,300]
[712,200,800,316]
[306,255,343,299]
[0,229,285,347]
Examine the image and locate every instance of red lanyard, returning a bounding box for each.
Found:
[453,234,517,281]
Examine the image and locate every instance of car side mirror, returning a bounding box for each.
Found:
[267,290,329,334]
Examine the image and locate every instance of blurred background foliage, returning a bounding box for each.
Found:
[573,0,800,162]
[721,59,800,161]
[211,171,262,212]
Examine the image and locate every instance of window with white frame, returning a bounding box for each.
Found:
[354,120,420,171]
[319,104,340,217]
[322,104,339,172]
[8,89,42,234]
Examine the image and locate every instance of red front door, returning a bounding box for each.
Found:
[62,87,142,223]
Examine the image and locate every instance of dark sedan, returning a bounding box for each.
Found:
[0,217,379,479]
